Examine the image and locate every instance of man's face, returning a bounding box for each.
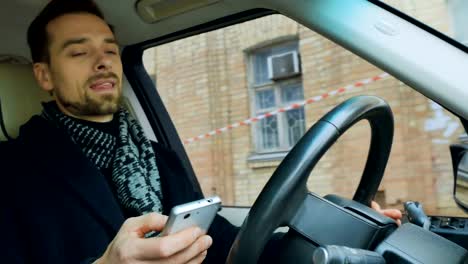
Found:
[35,13,123,121]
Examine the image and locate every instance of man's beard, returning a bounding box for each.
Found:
[57,89,122,117]
[55,72,122,117]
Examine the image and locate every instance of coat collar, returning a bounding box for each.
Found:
[19,116,124,233]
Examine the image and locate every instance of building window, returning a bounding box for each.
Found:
[249,41,305,153]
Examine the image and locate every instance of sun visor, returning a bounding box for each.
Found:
[136,0,220,23]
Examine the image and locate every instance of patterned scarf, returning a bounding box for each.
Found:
[41,102,163,215]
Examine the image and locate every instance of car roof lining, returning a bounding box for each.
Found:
[2,0,467,56]
[0,0,261,60]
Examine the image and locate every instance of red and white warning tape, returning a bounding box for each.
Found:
[183,72,390,144]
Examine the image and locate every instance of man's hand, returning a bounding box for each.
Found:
[371,201,402,225]
[95,212,212,264]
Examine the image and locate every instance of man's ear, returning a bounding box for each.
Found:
[33,63,54,93]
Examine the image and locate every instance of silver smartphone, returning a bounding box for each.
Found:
[159,196,222,236]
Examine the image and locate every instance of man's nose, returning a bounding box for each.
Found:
[93,52,112,72]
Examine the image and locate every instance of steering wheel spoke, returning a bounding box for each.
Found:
[288,193,396,248]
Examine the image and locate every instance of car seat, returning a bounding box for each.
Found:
[0,62,50,141]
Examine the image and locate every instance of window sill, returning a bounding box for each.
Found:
[247,151,289,168]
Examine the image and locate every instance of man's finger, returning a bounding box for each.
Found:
[162,235,212,263]
[371,201,403,220]
[380,209,403,221]
[371,201,402,225]
[123,213,168,237]
[186,250,209,264]
[134,227,204,259]
[371,201,381,211]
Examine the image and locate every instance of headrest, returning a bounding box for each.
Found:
[0,63,50,140]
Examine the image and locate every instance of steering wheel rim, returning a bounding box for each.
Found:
[226,95,394,263]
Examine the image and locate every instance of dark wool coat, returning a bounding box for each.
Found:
[0,116,238,263]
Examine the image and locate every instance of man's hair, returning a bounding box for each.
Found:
[27,0,112,63]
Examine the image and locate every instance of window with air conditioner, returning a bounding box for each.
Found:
[248,41,305,155]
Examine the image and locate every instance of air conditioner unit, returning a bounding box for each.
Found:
[267,50,301,80]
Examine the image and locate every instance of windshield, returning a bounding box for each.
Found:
[141,2,467,217]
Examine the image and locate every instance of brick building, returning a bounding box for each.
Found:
[143,0,466,215]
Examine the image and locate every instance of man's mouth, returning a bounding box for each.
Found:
[89,79,117,92]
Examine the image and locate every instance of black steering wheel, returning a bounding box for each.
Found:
[226,95,394,263]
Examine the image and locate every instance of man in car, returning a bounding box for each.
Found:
[1,0,402,263]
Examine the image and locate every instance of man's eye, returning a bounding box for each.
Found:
[106,50,118,55]
[71,52,86,57]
